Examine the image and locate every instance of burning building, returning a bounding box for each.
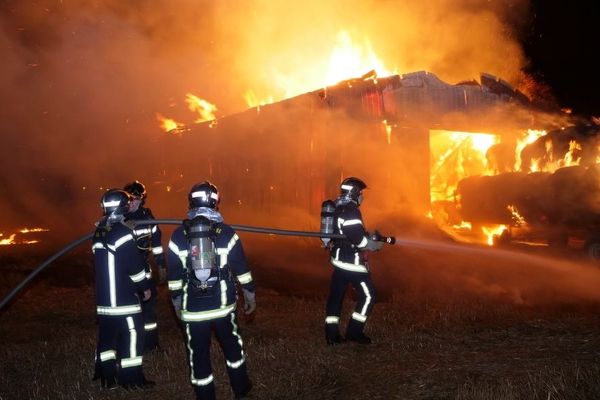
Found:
[157,70,594,250]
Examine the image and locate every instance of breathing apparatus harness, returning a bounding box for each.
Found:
[320,200,336,248]
[182,215,223,296]
[320,196,396,251]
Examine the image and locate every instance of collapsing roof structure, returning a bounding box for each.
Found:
[160,71,575,228]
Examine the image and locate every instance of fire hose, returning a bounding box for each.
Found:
[0,219,395,311]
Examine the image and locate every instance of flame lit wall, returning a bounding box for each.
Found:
[157,92,431,231]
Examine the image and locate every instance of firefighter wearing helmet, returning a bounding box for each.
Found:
[92,189,155,389]
[123,180,166,352]
[324,177,383,345]
[167,181,255,400]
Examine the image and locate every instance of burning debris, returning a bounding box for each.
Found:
[0,228,50,246]
[454,124,600,249]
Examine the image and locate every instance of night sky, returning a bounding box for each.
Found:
[521,0,600,116]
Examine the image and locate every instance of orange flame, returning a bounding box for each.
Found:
[244,90,274,109]
[325,31,391,86]
[0,227,49,246]
[508,205,526,226]
[185,94,218,123]
[156,113,184,133]
[0,233,16,246]
[430,130,498,203]
[514,129,546,171]
[481,225,507,246]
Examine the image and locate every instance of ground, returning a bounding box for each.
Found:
[1,239,600,400]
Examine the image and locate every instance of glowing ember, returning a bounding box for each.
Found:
[19,228,49,234]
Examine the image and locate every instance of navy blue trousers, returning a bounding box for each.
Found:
[95,314,145,385]
[325,267,376,338]
[141,280,159,351]
[185,312,251,400]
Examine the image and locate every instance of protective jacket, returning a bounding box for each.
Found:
[329,201,371,273]
[167,221,255,322]
[92,219,150,316]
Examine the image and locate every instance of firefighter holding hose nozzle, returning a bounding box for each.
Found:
[167,181,254,400]
[323,177,392,345]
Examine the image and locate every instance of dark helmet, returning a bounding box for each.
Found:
[101,189,132,217]
[188,181,220,209]
[123,180,147,201]
[340,177,367,202]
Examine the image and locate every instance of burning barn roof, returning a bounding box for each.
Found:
[156,71,586,245]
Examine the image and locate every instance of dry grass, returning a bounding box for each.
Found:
[2,248,600,400]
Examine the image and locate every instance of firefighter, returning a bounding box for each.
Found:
[167,181,255,400]
[92,189,155,389]
[324,177,383,345]
[124,180,166,352]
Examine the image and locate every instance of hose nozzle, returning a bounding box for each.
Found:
[371,230,396,245]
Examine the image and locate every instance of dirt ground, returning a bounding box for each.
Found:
[2,237,600,400]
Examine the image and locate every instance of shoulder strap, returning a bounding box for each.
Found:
[122,219,137,232]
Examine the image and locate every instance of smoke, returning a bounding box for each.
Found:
[2,1,576,296]
[4,1,600,308]
[0,1,531,229]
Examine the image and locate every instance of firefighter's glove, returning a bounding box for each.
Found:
[365,239,384,252]
[142,289,152,301]
[158,267,167,285]
[243,289,256,315]
[171,295,182,313]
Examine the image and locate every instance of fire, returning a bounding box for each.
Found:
[156,113,184,133]
[563,140,582,167]
[536,138,582,173]
[325,31,392,86]
[0,234,16,246]
[452,221,472,231]
[514,129,546,171]
[481,225,507,246]
[0,227,49,246]
[158,29,392,130]
[507,205,526,226]
[185,94,218,123]
[19,228,49,234]
[430,130,498,203]
[244,90,274,109]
